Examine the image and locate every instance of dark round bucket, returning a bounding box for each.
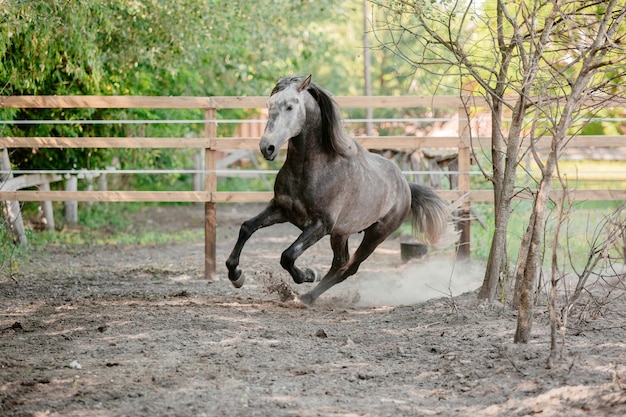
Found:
[400,242,428,262]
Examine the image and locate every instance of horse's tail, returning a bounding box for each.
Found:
[409,183,460,249]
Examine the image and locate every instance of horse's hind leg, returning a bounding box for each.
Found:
[226,201,286,288]
[328,234,350,276]
[298,225,391,305]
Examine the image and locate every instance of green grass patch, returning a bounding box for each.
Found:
[471,200,624,271]
[9,202,203,248]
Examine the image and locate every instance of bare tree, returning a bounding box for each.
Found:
[511,0,626,342]
[547,197,626,368]
[371,0,626,341]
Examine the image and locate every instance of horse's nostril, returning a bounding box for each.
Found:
[267,145,275,154]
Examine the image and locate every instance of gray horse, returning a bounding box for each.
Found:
[226,75,456,305]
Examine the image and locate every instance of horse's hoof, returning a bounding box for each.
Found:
[229,269,245,288]
[296,292,315,306]
[303,268,318,283]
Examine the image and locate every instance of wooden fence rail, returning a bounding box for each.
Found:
[1,95,625,280]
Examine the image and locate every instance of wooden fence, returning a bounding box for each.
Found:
[1,95,625,280]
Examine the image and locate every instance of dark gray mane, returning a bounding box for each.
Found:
[271,76,355,157]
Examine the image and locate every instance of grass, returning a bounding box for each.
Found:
[8,202,203,248]
[470,199,624,273]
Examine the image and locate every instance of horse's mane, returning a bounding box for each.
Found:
[271,76,356,157]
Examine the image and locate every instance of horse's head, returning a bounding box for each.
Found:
[259,75,311,161]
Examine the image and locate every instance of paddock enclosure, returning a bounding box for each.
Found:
[1,96,626,416]
[1,94,626,280]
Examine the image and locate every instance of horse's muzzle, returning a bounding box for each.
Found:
[259,137,278,161]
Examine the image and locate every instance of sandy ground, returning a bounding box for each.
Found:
[1,204,625,417]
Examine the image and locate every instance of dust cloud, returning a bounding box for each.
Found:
[328,257,485,307]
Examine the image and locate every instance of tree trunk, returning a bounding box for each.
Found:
[479,98,525,301]
[547,190,566,368]
[512,210,535,308]
[478,101,506,300]
[514,153,557,343]
[480,208,509,300]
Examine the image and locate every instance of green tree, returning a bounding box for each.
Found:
[0,0,359,176]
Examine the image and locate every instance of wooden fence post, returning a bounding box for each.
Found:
[204,107,218,282]
[64,176,78,224]
[456,105,471,260]
[39,182,55,230]
[193,150,204,193]
[97,173,107,192]
[86,176,94,207]
[0,148,27,245]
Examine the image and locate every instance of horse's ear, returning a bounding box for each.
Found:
[298,75,312,92]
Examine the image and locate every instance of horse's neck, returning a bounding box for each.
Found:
[285,127,326,171]
[284,105,328,170]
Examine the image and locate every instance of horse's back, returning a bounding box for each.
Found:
[272,138,410,234]
[325,147,411,234]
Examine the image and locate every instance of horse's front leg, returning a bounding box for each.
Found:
[226,201,286,288]
[280,219,327,284]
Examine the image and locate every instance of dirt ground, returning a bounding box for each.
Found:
[1,204,625,417]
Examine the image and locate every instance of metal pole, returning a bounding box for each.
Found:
[363,0,373,136]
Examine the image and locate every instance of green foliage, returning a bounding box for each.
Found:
[1,0,448,99]
[0,0,380,184]
[1,1,105,95]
